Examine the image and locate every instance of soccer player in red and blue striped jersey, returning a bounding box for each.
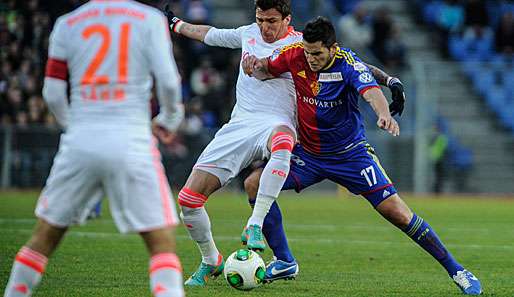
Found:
[242,17,481,295]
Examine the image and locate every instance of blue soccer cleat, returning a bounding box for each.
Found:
[452,270,482,295]
[264,257,299,283]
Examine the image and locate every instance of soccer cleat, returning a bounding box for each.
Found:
[242,224,266,252]
[264,257,299,283]
[452,270,482,295]
[184,255,224,287]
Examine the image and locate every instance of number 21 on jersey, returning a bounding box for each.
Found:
[80,23,131,101]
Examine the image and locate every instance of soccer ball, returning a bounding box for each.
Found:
[224,249,266,291]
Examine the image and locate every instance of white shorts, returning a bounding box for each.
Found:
[35,131,178,233]
[194,117,295,186]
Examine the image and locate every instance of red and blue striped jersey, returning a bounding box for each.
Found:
[267,44,380,154]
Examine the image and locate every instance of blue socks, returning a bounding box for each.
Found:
[404,213,463,276]
[249,199,295,263]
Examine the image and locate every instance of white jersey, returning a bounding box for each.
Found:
[47,0,180,134]
[37,0,181,232]
[204,23,301,125]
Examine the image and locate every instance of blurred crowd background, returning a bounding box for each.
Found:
[0,0,513,194]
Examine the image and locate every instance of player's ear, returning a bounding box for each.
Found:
[283,14,292,26]
[329,43,338,55]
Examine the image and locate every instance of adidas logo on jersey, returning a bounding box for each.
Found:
[297,70,306,78]
[383,190,390,198]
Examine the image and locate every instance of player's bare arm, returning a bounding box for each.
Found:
[365,63,390,85]
[242,55,274,80]
[364,63,406,116]
[362,88,400,136]
[164,4,212,42]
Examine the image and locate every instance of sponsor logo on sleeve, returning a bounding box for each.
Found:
[358,72,373,84]
[353,62,368,72]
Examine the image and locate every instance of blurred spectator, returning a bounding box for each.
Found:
[430,124,449,194]
[371,6,393,63]
[462,25,494,59]
[436,0,464,56]
[495,12,514,54]
[186,0,209,24]
[337,4,372,54]
[382,24,407,70]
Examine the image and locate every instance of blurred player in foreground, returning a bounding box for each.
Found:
[242,17,482,295]
[3,1,185,296]
[164,0,403,286]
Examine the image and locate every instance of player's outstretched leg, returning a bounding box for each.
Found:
[375,194,482,295]
[141,227,184,297]
[245,129,295,251]
[178,170,224,286]
[245,171,298,282]
[4,219,66,297]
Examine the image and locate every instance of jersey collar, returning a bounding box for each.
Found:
[279,26,295,40]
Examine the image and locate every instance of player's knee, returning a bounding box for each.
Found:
[271,132,294,156]
[377,194,412,229]
[178,187,208,209]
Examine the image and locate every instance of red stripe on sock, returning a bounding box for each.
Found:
[271,132,294,153]
[19,247,48,265]
[150,253,182,274]
[178,187,208,208]
[15,255,46,273]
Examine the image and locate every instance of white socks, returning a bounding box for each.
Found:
[4,247,47,297]
[149,253,184,297]
[181,206,220,265]
[247,149,291,227]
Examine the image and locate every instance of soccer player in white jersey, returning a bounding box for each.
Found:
[165,0,299,286]
[3,1,185,296]
[164,0,405,286]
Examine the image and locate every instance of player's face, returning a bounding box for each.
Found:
[255,8,291,43]
[303,40,337,72]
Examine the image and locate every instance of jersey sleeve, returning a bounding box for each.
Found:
[267,47,292,77]
[45,17,68,80]
[203,25,250,49]
[148,14,180,80]
[343,50,380,95]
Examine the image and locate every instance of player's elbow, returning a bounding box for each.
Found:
[42,77,67,105]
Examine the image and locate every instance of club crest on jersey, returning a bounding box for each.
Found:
[270,48,281,61]
[358,72,373,83]
[310,81,321,96]
[319,72,343,82]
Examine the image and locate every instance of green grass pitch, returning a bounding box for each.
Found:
[1,191,513,296]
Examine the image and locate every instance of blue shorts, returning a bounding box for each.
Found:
[283,142,397,208]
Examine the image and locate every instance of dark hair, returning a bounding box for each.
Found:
[302,16,336,48]
[255,0,291,18]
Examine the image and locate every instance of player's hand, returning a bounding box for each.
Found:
[152,122,177,145]
[163,4,183,33]
[377,113,400,136]
[152,104,184,144]
[387,77,405,116]
[242,55,259,76]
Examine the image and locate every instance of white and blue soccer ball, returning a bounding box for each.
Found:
[224,249,266,291]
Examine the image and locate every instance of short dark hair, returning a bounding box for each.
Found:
[255,0,291,18]
[302,16,337,48]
